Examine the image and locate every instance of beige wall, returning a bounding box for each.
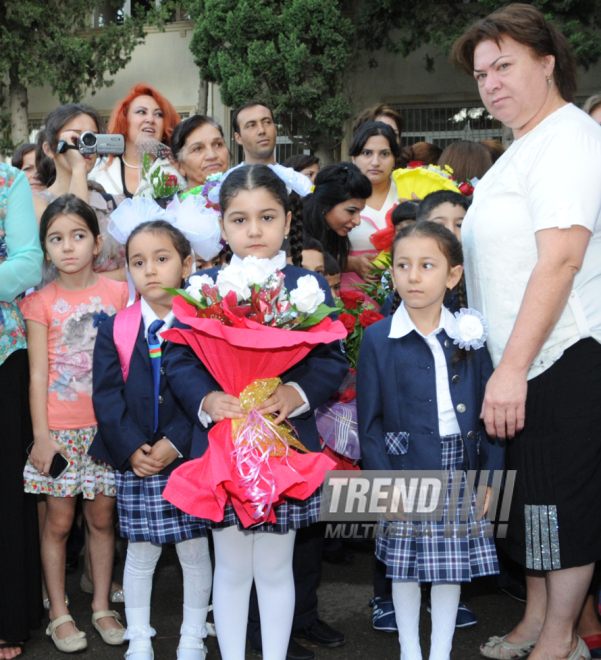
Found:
[25,23,601,153]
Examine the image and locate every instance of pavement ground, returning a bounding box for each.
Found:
[23,539,525,659]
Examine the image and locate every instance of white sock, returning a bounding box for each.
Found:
[123,541,162,657]
[176,538,212,660]
[253,531,296,660]
[392,580,422,660]
[429,583,461,660]
[212,526,255,660]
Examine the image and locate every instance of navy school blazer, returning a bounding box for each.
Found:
[357,315,504,477]
[162,264,349,457]
[90,315,194,475]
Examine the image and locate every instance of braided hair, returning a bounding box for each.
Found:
[288,192,304,267]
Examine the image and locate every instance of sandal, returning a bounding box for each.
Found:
[92,610,125,646]
[43,593,69,610]
[480,634,538,658]
[80,573,124,603]
[46,614,87,653]
[569,637,592,660]
[0,642,24,655]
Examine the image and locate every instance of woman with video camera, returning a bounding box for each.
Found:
[35,104,127,283]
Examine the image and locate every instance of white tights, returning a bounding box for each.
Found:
[392,580,461,660]
[212,526,297,660]
[123,537,212,659]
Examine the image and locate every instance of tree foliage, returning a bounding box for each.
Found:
[357,0,601,73]
[0,0,176,150]
[183,0,355,150]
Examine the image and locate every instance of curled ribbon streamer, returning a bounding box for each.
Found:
[231,378,310,522]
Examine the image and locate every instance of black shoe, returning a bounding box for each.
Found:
[293,619,345,648]
[250,638,315,660]
[322,547,355,565]
[500,583,527,603]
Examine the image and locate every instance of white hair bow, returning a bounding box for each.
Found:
[108,196,223,305]
[108,196,222,262]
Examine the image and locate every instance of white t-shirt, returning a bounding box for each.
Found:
[462,103,601,380]
[347,180,398,252]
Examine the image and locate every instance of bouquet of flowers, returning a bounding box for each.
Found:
[337,290,384,370]
[392,162,460,201]
[134,138,185,201]
[162,257,347,527]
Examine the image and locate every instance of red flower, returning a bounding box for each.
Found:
[166,174,179,188]
[458,182,474,196]
[340,290,364,310]
[339,313,356,333]
[406,161,424,169]
[358,310,384,328]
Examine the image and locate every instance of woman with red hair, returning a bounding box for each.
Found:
[91,83,181,198]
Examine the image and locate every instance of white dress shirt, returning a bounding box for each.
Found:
[198,251,310,426]
[389,302,461,437]
[140,298,181,455]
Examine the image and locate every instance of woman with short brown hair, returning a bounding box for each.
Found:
[453,4,601,660]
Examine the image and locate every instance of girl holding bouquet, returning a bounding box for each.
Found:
[90,219,213,660]
[21,195,129,653]
[357,221,504,660]
[162,164,348,660]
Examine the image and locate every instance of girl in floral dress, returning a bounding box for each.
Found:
[21,194,128,653]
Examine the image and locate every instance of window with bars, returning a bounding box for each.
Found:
[394,104,504,148]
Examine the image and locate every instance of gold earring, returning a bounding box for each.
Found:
[547,75,553,85]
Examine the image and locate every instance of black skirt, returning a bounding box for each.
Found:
[0,349,43,641]
[501,338,601,570]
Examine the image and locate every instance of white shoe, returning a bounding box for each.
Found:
[46,614,87,653]
[92,610,126,646]
[177,637,207,660]
[124,639,154,660]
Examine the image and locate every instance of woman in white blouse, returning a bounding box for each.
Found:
[345,122,400,288]
[453,5,601,660]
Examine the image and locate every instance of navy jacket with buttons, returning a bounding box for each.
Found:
[90,315,194,475]
[162,264,349,458]
[357,316,504,476]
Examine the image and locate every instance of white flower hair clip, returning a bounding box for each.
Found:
[448,308,488,351]
[203,162,313,203]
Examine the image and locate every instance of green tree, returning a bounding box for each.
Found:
[183,0,355,155]
[0,0,173,152]
[357,0,601,73]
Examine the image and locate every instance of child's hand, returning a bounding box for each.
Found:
[30,435,69,476]
[202,392,244,423]
[257,384,304,425]
[129,444,163,478]
[148,438,179,470]
[483,486,492,517]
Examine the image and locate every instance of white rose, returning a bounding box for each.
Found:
[186,287,203,303]
[289,274,325,314]
[242,255,276,285]
[188,274,215,289]
[457,314,483,341]
[216,263,251,301]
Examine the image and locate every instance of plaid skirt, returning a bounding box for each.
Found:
[376,433,499,583]
[210,487,322,533]
[116,471,207,544]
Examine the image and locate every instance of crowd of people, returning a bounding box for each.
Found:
[2,4,601,660]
